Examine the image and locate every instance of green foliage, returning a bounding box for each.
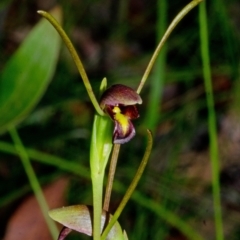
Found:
[0,6,62,239]
[0,7,62,134]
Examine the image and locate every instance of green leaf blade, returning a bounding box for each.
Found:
[49,205,125,240]
[0,6,62,134]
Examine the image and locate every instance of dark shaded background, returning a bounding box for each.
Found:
[0,0,240,239]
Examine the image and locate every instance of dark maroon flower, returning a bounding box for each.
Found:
[100,84,142,144]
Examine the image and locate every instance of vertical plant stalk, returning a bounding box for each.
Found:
[92,172,104,240]
[199,2,223,240]
[136,0,203,95]
[37,10,104,116]
[145,0,167,131]
[101,130,153,240]
[8,127,58,239]
[90,115,113,240]
[103,143,121,211]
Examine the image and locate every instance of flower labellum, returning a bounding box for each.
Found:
[100,84,142,144]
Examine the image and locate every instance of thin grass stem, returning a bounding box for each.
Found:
[199,2,223,240]
[136,0,203,95]
[8,127,58,239]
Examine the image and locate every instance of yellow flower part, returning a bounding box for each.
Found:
[112,106,129,136]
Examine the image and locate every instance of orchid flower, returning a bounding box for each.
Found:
[100,84,142,144]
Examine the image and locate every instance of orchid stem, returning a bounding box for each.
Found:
[101,130,153,240]
[37,10,104,116]
[103,143,121,211]
[136,0,203,94]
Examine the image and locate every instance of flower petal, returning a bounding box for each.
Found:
[100,84,142,110]
[113,111,136,144]
[121,105,139,120]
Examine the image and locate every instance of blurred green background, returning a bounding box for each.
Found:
[0,0,240,239]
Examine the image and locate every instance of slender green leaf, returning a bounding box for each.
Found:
[0,6,62,134]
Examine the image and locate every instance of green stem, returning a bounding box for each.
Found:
[37,10,104,116]
[8,127,58,239]
[90,115,113,240]
[101,130,153,240]
[136,0,203,94]
[92,175,104,240]
[103,143,121,211]
[199,2,223,240]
